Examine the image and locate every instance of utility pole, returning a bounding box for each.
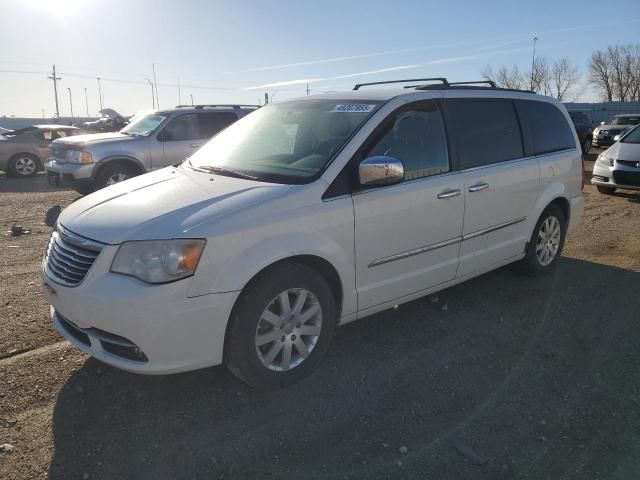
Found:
[530,36,538,91]
[190,94,194,106]
[145,78,155,109]
[84,88,89,117]
[306,83,310,96]
[152,63,159,109]
[264,92,269,104]
[177,78,181,105]
[47,64,61,118]
[67,87,74,120]
[96,77,103,110]
[42,108,45,119]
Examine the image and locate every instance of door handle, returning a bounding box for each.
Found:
[437,188,461,199]
[468,182,489,192]
[190,143,202,148]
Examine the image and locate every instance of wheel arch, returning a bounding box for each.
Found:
[91,155,145,180]
[232,255,344,320]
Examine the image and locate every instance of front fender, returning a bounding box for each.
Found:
[188,197,357,319]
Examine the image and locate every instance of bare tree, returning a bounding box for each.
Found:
[551,58,580,101]
[483,58,551,94]
[588,50,614,101]
[482,64,526,90]
[530,57,552,95]
[589,44,640,101]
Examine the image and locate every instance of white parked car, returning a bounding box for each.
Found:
[42,78,584,389]
[592,124,640,194]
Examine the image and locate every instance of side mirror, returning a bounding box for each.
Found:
[359,156,404,187]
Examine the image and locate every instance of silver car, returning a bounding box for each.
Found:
[592,114,640,148]
[592,124,640,194]
[45,105,258,194]
[0,125,80,177]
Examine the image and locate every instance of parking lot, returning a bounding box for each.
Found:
[1,150,639,479]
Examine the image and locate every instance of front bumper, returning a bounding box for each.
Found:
[44,158,94,185]
[591,161,640,191]
[42,243,240,374]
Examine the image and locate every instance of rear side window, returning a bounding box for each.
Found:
[517,101,576,155]
[444,99,523,169]
[198,112,238,138]
[161,114,200,141]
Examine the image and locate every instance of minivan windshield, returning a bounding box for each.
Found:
[608,116,640,126]
[620,125,640,144]
[187,99,382,184]
[121,113,167,136]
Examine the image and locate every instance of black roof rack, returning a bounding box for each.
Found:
[174,104,260,109]
[353,77,535,94]
[449,80,497,88]
[353,78,449,90]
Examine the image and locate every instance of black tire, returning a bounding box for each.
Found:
[581,137,591,154]
[9,153,40,177]
[518,204,567,276]
[95,163,138,190]
[224,262,337,390]
[72,182,95,195]
[597,185,616,195]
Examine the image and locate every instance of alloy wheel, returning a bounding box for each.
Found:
[14,157,37,176]
[105,173,129,185]
[255,288,322,372]
[536,216,561,266]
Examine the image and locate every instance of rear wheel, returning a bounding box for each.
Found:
[581,137,591,154]
[95,163,138,190]
[224,262,337,389]
[597,185,616,195]
[518,204,567,276]
[9,153,39,177]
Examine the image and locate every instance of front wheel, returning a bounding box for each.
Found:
[95,164,138,190]
[224,262,337,389]
[581,137,591,154]
[518,204,567,276]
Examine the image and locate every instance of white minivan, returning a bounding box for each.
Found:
[42,78,584,389]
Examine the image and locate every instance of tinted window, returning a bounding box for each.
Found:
[199,112,237,138]
[161,114,199,141]
[569,111,590,127]
[364,102,449,180]
[445,99,523,169]
[517,101,575,155]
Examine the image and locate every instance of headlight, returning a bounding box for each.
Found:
[66,150,93,164]
[593,128,600,135]
[111,239,206,284]
[597,155,614,167]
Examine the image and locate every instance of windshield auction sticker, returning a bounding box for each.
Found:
[331,104,377,113]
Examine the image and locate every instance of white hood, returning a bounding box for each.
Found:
[604,141,640,161]
[58,167,292,244]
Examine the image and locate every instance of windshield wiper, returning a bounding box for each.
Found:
[197,165,259,181]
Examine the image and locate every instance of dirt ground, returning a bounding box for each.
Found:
[1,151,639,479]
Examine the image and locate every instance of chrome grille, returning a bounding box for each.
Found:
[44,226,103,287]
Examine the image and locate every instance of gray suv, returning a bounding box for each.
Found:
[45,105,258,193]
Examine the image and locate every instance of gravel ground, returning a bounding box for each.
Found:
[1,152,639,479]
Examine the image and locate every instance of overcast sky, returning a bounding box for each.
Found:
[0,0,639,117]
